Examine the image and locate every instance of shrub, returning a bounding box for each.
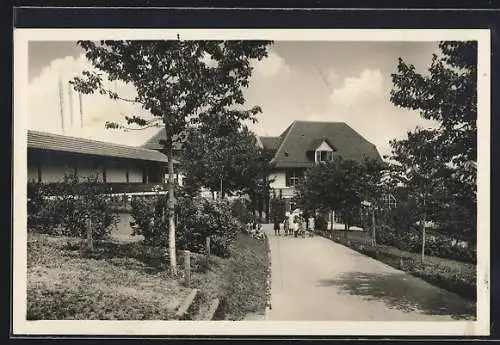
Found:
[315,214,328,231]
[27,174,118,241]
[27,183,60,231]
[176,197,240,257]
[129,194,168,246]
[231,198,253,224]
[375,200,476,264]
[130,195,241,257]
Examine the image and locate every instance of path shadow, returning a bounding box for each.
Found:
[317,271,476,320]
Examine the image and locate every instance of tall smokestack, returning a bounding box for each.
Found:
[79,92,83,129]
[68,81,74,126]
[58,77,65,134]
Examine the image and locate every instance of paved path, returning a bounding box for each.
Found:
[263,225,476,321]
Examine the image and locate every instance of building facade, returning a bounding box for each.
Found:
[27,130,180,195]
[260,121,383,222]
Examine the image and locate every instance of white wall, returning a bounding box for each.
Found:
[128,166,143,183]
[41,163,71,183]
[76,161,100,182]
[105,160,128,183]
[269,171,287,189]
[28,165,38,183]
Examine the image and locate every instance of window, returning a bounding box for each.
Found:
[315,150,334,163]
[286,170,302,187]
[383,194,397,209]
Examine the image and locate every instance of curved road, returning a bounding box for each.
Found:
[263,225,476,321]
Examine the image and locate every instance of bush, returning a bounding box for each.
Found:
[315,214,328,231]
[130,195,241,257]
[27,183,61,231]
[231,198,253,224]
[375,200,476,264]
[129,194,168,246]
[176,197,240,257]
[27,175,118,241]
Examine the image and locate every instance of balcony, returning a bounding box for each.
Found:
[28,182,172,196]
[269,187,296,199]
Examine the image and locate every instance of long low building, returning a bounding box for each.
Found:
[27,130,181,194]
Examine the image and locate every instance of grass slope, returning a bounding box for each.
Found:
[27,230,269,321]
[27,232,190,320]
[188,232,269,320]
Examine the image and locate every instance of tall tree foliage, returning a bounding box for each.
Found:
[389,41,477,244]
[294,157,383,230]
[71,39,272,274]
[181,125,270,197]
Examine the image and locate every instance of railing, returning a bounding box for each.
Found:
[320,229,373,246]
[269,187,296,199]
[28,182,170,196]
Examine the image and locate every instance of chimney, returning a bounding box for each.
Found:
[79,92,84,129]
[58,77,65,134]
[68,81,74,126]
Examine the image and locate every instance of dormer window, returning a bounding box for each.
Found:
[316,150,334,163]
[314,139,335,163]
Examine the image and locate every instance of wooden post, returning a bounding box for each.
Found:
[184,250,191,287]
[86,217,93,251]
[421,218,426,266]
[205,236,211,257]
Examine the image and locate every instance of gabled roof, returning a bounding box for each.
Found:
[259,136,281,151]
[141,128,183,151]
[269,121,382,168]
[28,130,175,164]
[310,137,336,151]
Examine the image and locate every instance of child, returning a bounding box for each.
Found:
[274,219,280,236]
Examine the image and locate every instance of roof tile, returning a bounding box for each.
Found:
[28,130,174,163]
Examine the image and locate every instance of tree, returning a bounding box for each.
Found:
[294,156,383,230]
[181,125,267,198]
[389,41,477,248]
[71,39,272,274]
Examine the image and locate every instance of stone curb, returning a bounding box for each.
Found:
[175,288,198,320]
[205,298,220,320]
[264,232,272,320]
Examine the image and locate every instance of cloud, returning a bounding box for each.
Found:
[329,69,384,108]
[28,54,155,145]
[252,51,291,78]
[305,68,439,159]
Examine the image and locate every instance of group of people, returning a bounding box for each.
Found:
[274,213,313,238]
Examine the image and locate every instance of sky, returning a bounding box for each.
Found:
[27,40,441,158]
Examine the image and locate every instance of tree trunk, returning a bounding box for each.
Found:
[167,147,177,276]
[421,214,426,266]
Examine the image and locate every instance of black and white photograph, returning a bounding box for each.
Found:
[12,28,490,336]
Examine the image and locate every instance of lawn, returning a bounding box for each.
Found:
[330,236,477,302]
[27,232,191,320]
[26,228,269,320]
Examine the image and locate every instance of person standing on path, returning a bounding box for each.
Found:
[283,213,290,236]
[274,219,280,236]
[298,216,306,238]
